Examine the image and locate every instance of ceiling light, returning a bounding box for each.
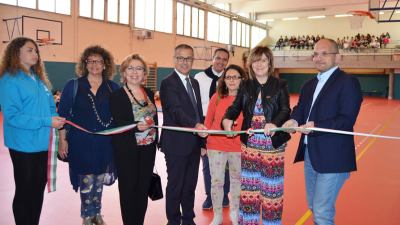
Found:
[308,15,326,19]
[334,14,353,17]
[282,17,299,21]
[379,11,384,15]
[396,11,400,14]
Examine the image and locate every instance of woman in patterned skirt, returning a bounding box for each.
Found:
[222,46,291,225]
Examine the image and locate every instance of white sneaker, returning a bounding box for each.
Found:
[230,210,239,225]
[209,213,222,225]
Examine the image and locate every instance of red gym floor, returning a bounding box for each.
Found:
[1,95,400,225]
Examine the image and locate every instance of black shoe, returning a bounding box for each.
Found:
[222,195,230,208]
[202,196,213,210]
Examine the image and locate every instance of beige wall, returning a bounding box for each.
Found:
[0,4,247,69]
[269,16,400,45]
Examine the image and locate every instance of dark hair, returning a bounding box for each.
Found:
[119,54,148,83]
[174,44,194,56]
[213,48,230,59]
[76,45,116,80]
[0,37,51,88]
[217,64,247,98]
[247,46,274,79]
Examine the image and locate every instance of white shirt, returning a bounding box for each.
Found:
[175,69,198,103]
[304,66,338,144]
[194,67,223,116]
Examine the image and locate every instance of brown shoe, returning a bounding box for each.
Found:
[82,217,94,225]
[92,214,106,225]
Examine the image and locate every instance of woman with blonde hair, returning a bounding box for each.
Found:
[110,54,158,225]
[58,45,119,225]
[0,37,65,225]
[223,46,291,225]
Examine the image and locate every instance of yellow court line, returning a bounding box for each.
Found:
[295,107,400,225]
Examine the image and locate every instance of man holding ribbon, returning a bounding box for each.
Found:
[159,44,207,225]
[194,48,231,210]
[282,38,363,225]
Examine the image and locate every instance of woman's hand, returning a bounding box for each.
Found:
[137,121,151,131]
[282,119,298,133]
[58,138,68,160]
[222,119,236,137]
[264,123,277,136]
[51,116,66,129]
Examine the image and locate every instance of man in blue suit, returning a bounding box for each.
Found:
[160,44,207,225]
[283,39,363,225]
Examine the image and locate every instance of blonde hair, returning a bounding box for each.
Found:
[119,54,148,83]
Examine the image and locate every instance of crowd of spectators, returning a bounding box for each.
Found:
[274,32,391,51]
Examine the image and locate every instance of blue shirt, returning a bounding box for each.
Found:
[0,70,57,152]
[305,66,338,144]
[58,76,119,191]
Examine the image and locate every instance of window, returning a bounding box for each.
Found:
[79,0,91,17]
[135,0,172,33]
[176,2,204,38]
[107,0,129,24]
[1,0,70,15]
[93,0,104,20]
[207,12,230,44]
[251,26,267,48]
[232,20,250,47]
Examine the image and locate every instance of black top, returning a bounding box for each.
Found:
[109,87,159,151]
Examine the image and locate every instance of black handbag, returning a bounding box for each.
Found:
[148,172,163,201]
[271,131,291,149]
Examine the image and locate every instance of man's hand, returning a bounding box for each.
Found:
[282,119,299,133]
[195,123,208,138]
[299,121,314,134]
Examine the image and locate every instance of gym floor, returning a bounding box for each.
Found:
[0,95,399,225]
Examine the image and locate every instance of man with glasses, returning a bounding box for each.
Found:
[282,39,363,225]
[194,48,231,210]
[160,44,207,225]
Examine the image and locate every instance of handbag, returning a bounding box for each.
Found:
[148,171,163,201]
[271,131,291,149]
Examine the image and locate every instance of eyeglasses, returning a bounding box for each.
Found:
[224,75,242,81]
[312,52,338,58]
[126,66,145,73]
[86,59,104,65]
[175,56,194,63]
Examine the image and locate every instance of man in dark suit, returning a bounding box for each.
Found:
[160,44,207,225]
[283,39,363,225]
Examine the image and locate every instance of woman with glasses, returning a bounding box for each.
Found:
[222,46,291,225]
[204,64,246,225]
[58,45,119,225]
[109,54,158,225]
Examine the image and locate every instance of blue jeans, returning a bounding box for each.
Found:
[304,148,350,225]
[79,174,105,218]
[202,155,230,198]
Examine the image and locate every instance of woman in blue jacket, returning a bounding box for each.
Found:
[58,45,119,225]
[0,37,65,225]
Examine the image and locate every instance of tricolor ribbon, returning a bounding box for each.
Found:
[46,121,400,192]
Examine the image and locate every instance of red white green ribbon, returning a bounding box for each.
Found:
[46,121,400,192]
[47,128,59,192]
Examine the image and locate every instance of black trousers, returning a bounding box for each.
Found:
[9,149,48,225]
[165,150,200,225]
[114,144,156,225]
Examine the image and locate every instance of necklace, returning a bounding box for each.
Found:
[87,93,113,127]
[125,84,148,107]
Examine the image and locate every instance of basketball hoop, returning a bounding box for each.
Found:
[37,37,55,46]
[347,10,375,30]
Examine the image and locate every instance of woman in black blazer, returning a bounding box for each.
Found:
[109,54,158,225]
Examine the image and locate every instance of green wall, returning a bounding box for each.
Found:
[44,61,203,92]
[394,73,400,99]
[280,73,389,97]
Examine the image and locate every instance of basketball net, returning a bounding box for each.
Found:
[348,14,366,30]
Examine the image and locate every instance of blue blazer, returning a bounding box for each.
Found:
[159,71,204,156]
[291,68,363,173]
